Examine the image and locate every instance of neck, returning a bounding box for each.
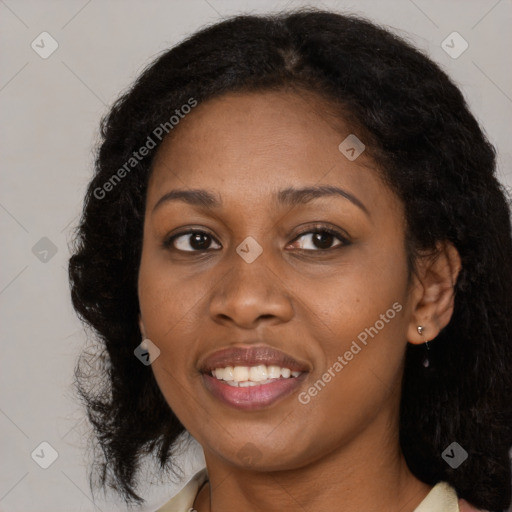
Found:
[194,410,432,512]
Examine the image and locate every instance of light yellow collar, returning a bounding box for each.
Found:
[155,468,208,512]
[154,469,461,512]
[413,481,460,511]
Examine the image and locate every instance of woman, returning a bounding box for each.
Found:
[68,10,512,512]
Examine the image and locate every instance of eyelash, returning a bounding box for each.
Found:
[163,224,351,253]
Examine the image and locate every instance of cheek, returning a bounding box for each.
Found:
[297,246,410,400]
[293,278,408,451]
[299,247,409,341]
[138,247,208,339]
[137,250,207,389]
[138,260,205,423]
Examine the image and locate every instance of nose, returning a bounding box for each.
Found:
[209,249,294,329]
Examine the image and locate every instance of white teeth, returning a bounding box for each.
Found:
[268,365,281,379]
[249,365,267,382]
[233,366,249,382]
[239,381,255,387]
[224,378,287,387]
[210,364,302,384]
[214,366,234,381]
[280,368,291,379]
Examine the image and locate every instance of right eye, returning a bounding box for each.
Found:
[164,230,222,252]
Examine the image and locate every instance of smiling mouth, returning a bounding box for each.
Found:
[201,363,308,410]
[199,345,310,409]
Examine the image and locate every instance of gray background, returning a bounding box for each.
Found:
[1,0,511,510]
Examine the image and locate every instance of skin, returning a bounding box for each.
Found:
[138,89,461,511]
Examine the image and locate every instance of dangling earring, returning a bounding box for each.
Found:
[422,342,430,368]
[418,326,430,368]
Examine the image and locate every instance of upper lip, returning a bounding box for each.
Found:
[199,345,310,373]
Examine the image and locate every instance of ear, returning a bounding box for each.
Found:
[138,314,146,339]
[407,241,461,344]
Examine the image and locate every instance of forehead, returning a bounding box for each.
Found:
[147,90,397,216]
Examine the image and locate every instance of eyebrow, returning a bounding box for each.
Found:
[152,185,369,216]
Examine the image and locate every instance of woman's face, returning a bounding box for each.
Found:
[138,90,417,471]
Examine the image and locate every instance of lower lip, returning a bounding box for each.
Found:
[202,373,307,411]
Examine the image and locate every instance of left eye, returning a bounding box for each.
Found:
[170,231,221,252]
[288,230,346,251]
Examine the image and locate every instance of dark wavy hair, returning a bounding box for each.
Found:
[68,9,512,510]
